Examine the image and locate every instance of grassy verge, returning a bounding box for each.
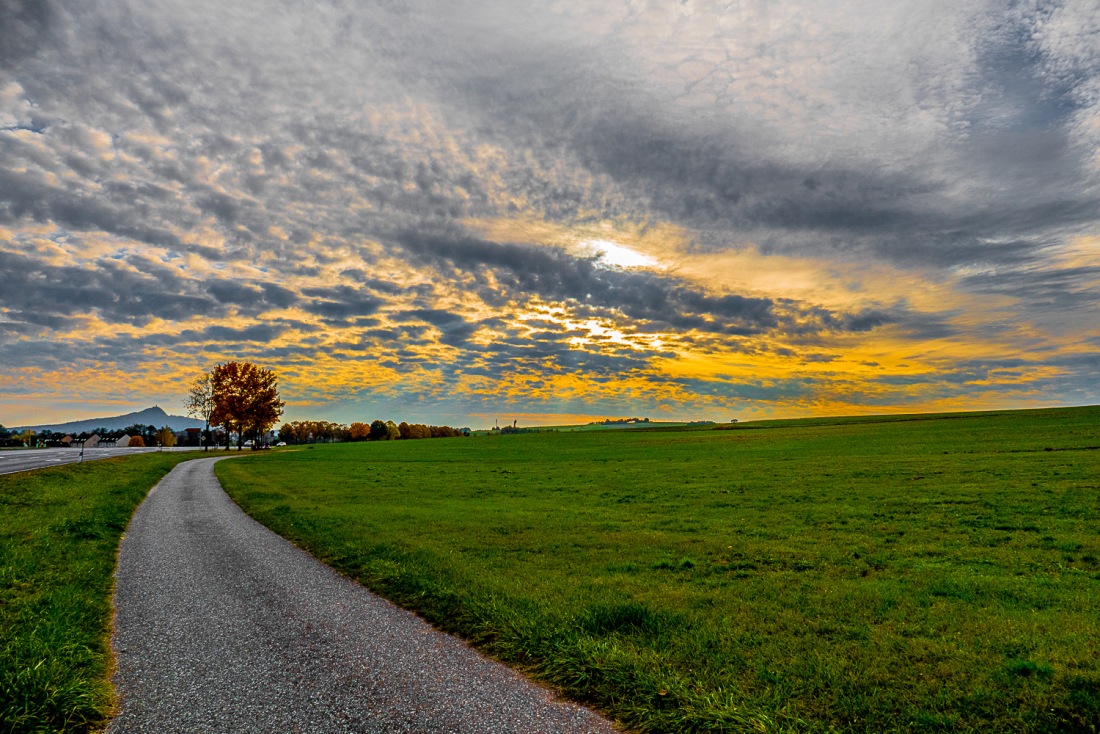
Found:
[0,453,198,733]
[217,407,1100,733]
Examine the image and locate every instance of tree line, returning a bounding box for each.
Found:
[0,423,176,448]
[277,419,467,444]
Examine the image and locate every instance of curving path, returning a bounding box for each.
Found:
[109,457,618,733]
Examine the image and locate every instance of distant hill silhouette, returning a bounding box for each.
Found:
[15,406,204,433]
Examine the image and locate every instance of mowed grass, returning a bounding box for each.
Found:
[216,407,1100,733]
[1,453,197,733]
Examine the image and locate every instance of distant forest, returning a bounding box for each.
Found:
[277,419,468,444]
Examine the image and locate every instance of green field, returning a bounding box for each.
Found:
[473,421,698,434]
[216,406,1100,733]
[0,453,198,733]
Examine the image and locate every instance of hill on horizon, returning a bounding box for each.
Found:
[13,406,204,434]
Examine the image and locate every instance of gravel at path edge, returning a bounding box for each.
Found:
[109,457,619,734]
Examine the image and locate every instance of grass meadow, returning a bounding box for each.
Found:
[0,453,197,733]
[217,407,1100,733]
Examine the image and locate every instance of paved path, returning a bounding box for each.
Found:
[109,457,618,733]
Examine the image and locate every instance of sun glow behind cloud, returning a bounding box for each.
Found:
[581,239,661,270]
[1,0,1099,427]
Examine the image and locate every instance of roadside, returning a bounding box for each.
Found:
[0,446,206,476]
[0,454,199,733]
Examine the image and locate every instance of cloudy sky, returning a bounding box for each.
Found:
[2,0,1098,428]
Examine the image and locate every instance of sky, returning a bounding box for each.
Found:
[1,0,1099,428]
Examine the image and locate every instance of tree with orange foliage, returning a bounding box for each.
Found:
[349,422,370,441]
[209,361,285,449]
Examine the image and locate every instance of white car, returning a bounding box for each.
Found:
[275,441,286,447]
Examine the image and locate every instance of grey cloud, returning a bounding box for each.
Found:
[299,285,384,322]
[4,310,72,330]
[416,4,1100,274]
[7,0,1100,281]
[0,248,310,334]
[259,283,298,309]
[0,322,316,376]
[397,228,780,335]
[671,377,816,403]
[134,321,295,348]
[0,165,187,252]
[206,282,262,306]
[871,356,1057,393]
[460,335,660,379]
[0,0,59,67]
[398,309,477,347]
[560,102,1091,269]
[525,329,587,341]
[957,263,1100,313]
[840,310,895,333]
[2,0,1099,417]
[195,191,244,228]
[398,228,896,339]
[0,250,216,326]
[0,319,36,337]
[201,322,289,343]
[338,272,428,299]
[0,338,87,370]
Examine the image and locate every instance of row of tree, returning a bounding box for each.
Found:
[276,419,467,444]
[277,420,352,444]
[0,423,177,448]
[123,429,177,447]
[0,425,34,447]
[587,417,651,425]
[391,421,465,439]
[187,361,285,450]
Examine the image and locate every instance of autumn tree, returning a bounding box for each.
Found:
[128,435,145,447]
[403,423,426,439]
[349,422,370,441]
[209,361,285,449]
[123,423,158,444]
[185,372,216,451]
[156,426,177,447]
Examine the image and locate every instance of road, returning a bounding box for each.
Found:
[108,457,619,733]
[0,446,202,476]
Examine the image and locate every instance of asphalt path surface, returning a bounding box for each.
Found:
[0,446,199,476]
[109,457,619,733]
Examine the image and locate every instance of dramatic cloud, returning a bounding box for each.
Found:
[1,0,1098,426]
